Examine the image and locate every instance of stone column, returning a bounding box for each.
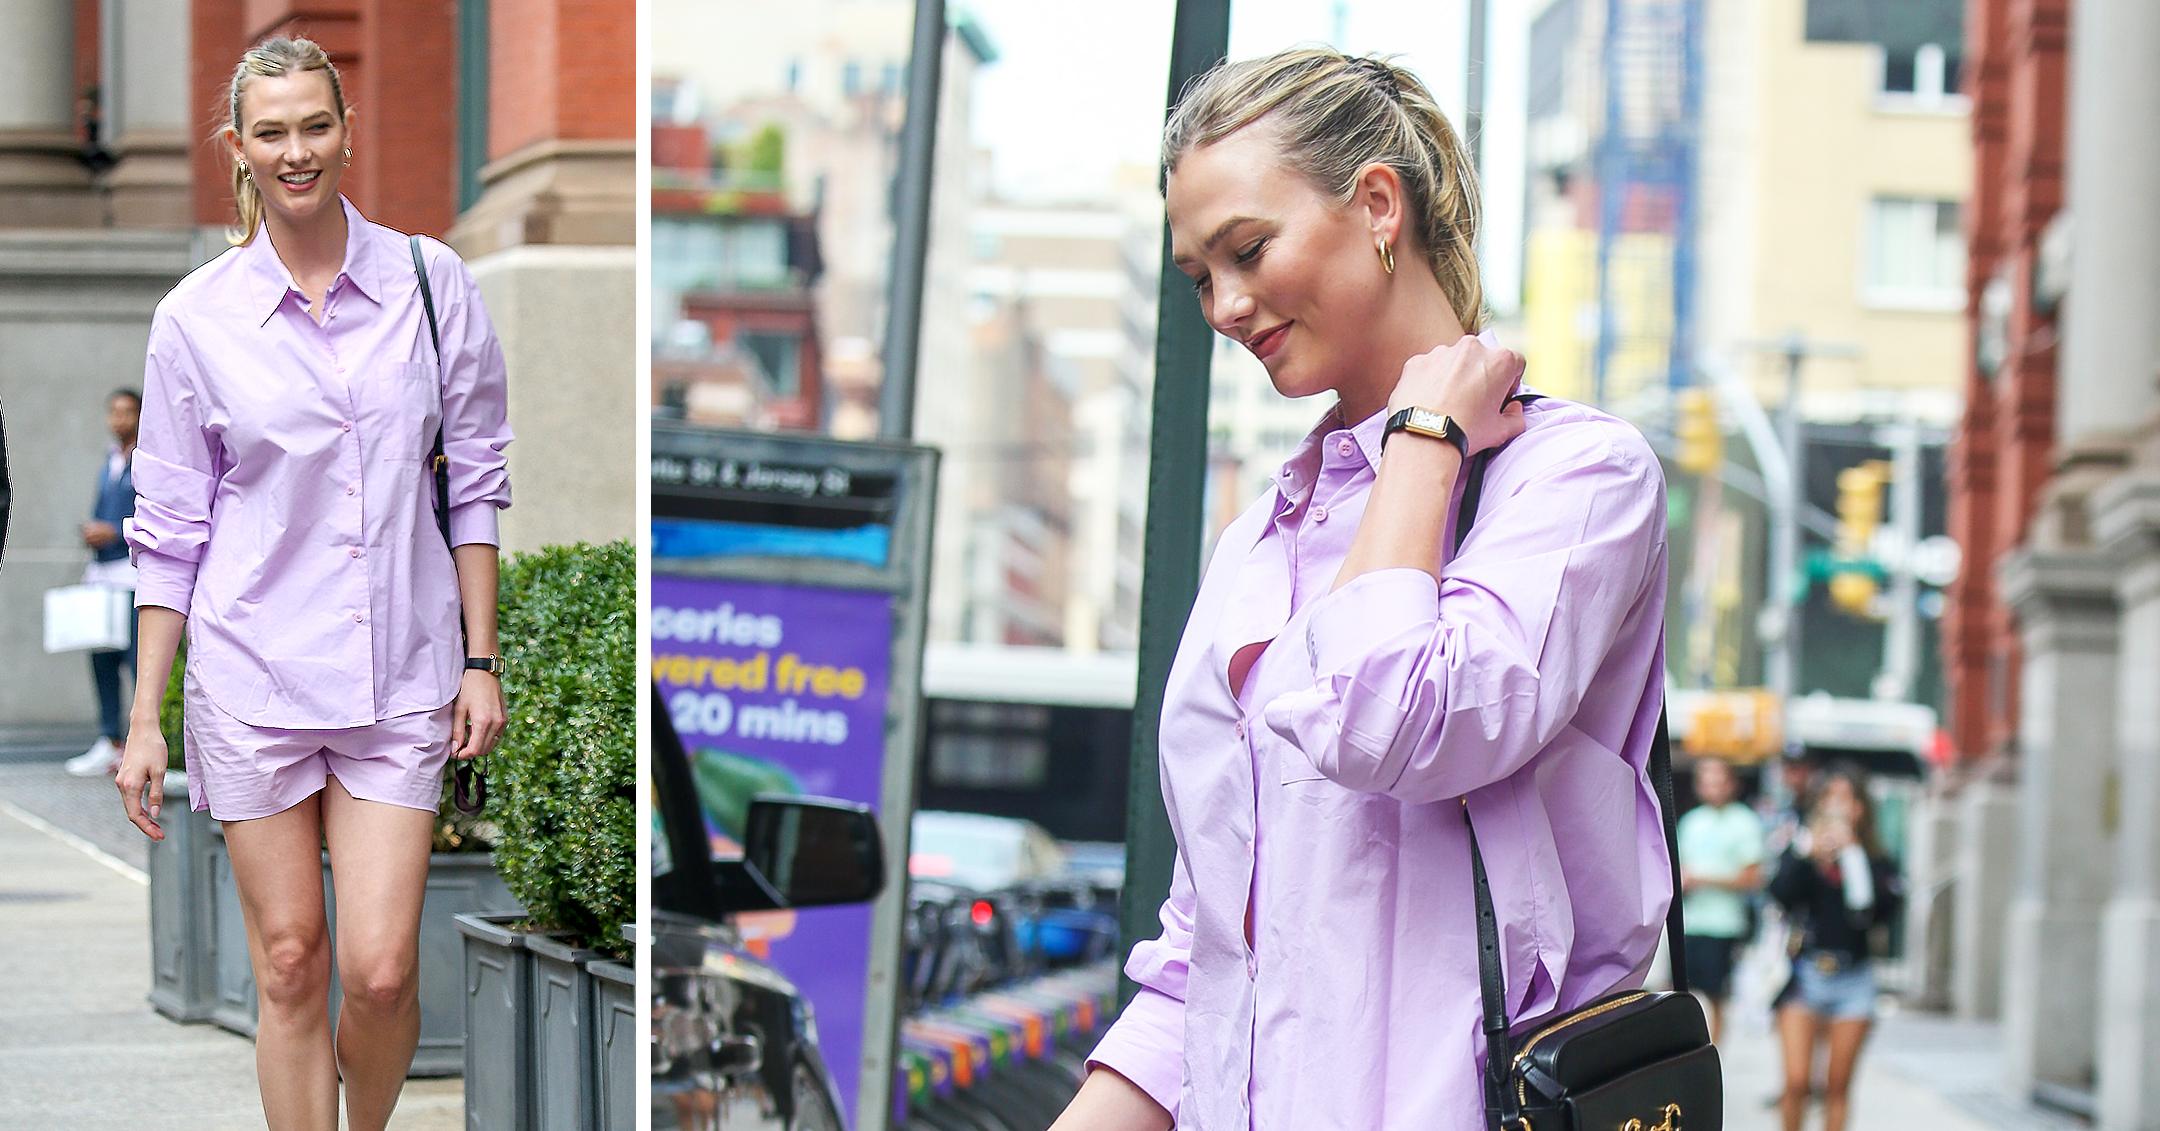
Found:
[449,0,634,554]
[97,0,192,227]
[1997,549,2118,1099]
[2094,469,2160,1130]
[0,0,98,226]
[1950,776,2016,1019]
[2039,0,2160,1113]
[2055,0,2160,447]
[1898,788,1962,1011]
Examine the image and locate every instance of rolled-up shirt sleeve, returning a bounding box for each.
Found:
[1087,851,1194,1118]
[1262,432,1665,804]
[426,241,513,547]
[127,307,220,613]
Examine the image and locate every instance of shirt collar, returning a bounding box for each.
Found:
[1268,326,1514,501]
[239,195,383,325]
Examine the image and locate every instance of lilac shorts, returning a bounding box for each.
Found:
[184,688,454,821]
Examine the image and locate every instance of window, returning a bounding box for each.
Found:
[1880,43,1962,106]
[1864,197,1963,309]
[738,330,802,397]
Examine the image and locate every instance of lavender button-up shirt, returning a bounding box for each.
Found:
[127,197,512,729]
[1089,392,1672,1129]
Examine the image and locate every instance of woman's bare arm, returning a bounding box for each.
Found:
[116,606,185,839]
[1048,1066,1173,1131]
[450,543,505,759]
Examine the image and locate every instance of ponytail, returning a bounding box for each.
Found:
[1164,49,1486,332]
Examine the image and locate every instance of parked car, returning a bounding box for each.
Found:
[904,813,1120,1007]
[652,684,884,1130]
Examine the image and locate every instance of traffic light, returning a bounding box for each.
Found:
[1829,569,1879,617]
[1836,461,1888,556]
[1831,460,1890,618]
[1675,387,1721,475]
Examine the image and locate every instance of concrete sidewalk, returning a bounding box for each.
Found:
[1706,933,2090,1130]
[0,762,461,1130]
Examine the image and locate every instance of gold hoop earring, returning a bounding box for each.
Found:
[238,162,252,180]
[1378,239,1395,275]
[342,147,352,165]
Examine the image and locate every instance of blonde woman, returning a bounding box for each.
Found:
[113,37,512,1131]
[1053,50,1673,1129]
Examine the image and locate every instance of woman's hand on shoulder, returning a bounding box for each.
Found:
[1388,336,1528,456]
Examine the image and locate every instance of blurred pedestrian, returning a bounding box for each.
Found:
[64,388,142,777]
[1769,767,1903,1131]
[1053,48,1673,1131]
[1676,756,1764,1043]
[1764,743,1818,858]
[112,36,511,1131]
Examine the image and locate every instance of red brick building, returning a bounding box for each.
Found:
[182,0,632,251]
[1942,0,2069,769]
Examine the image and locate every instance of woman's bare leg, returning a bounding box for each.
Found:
[1777,1003,1820,1131]
[322,775,436,1131]
[1821,1017,1872,1131]
[222,792,338,1131]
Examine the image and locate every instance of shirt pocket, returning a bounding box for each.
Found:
[365,360,441,461]
[1274,724,1328,785]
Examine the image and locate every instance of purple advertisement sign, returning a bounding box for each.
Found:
[652,573,894,1125]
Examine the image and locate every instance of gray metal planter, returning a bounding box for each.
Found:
[458,912,534,1131]
[325,851,521,1076]
[588,958,637,1131]
[147,772,217,1022]
[527,932,605,1131]
[206,823,259,1036]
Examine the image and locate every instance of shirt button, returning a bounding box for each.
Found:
[1234,720,1246,740]
[349,547,360,558]
[1337,438,1355,458]
[346,485,357,495]
[353,613,364,623]
[1311,505,1329,523]
[1246,954,1258,979]
[341,421,352,432]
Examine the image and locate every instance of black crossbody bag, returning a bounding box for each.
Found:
[410,235,486,816]
[1453,441,1721,1131]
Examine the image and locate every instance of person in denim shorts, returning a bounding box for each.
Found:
[1767,768,1903,1131]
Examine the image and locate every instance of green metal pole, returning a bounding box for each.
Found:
[1120,0,1232,1009]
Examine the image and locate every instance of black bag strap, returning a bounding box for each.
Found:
[1450,411,1686,1121]
[409,235,451,550]
[410,235,485,817]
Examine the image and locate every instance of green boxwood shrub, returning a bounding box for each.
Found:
[488,539,635,957]
[159,634,186,772]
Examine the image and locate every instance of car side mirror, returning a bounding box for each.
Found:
[741,796,885,909]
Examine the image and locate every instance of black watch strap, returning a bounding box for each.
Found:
[465,655,504,675]
[1382,407,1468,457]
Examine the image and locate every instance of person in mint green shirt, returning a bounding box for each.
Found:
[1677,756,1765,1043]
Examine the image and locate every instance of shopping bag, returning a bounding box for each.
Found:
[43,584,132,653]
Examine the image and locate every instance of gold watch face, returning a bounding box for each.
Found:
[1405,408,1453,434]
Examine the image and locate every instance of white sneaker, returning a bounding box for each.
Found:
[65,736,121,777]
